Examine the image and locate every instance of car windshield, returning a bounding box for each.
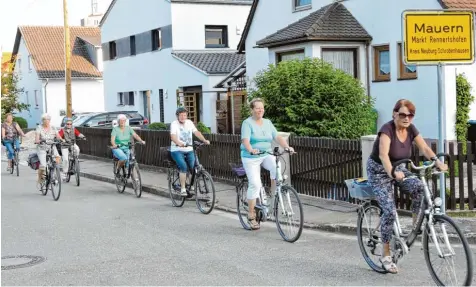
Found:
[73,114,94,126]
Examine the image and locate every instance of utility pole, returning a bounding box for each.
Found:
[63,0,72,117]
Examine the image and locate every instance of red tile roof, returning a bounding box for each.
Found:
[12,26,102,79]
[439,0,476,10]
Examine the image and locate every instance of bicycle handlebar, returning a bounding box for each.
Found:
[183,140,208,149]
[109,141,145,149]
[391,152,449,178]
[254,146,297,156]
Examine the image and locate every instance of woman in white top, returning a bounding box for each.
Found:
[34,113,63,183]
[169,107,210,196]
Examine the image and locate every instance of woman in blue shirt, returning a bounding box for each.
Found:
[240,98,294,230]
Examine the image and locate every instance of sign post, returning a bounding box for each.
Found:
[402,10,474,213]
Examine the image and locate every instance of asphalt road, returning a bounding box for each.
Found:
[2,164,475,286]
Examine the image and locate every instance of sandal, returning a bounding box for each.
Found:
[247,215,260,230]
[380,256,398,274]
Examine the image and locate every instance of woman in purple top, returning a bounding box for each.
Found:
[367,99,448,274]
[1,113,26,171]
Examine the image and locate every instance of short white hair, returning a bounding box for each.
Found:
[41,113,51,120]
[117,114,127,120]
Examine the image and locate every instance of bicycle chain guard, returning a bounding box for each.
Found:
[391,237,409,264]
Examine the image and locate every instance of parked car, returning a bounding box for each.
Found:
[72,111,149,129]
[60,112,97,127]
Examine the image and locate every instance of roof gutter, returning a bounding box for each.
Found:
[255,36,373,49]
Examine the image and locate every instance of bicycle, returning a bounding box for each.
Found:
[38,140,62,201]
[348,154,473,286]
[230,147,304,243]
[62,137,86,186]
[4,136,21,177]
[110,141,143,198]
[163,141,216,214]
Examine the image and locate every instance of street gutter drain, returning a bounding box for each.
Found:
[1,255,46,270]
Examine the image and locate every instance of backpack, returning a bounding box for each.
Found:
[27,153,40,170]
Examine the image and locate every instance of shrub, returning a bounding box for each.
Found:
[147,122,168,130]
[455,73,474,153]
[196,122,211,134]
[14,116,27,129]
[249,57,376,139]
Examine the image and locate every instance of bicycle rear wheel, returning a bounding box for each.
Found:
[274,185,303,243]
[168,168,185,207]
[66,160,72,183]
[356,202,387,274]
[195,170,216,214]
[9,159,14,174]
[50,165,62,201]
[113,161,126,193]
[423,214,473,286]
[236,181,251,230]
[131,164,142,198]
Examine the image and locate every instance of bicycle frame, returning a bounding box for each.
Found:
[386,155,453,261]
[255,146,295,222]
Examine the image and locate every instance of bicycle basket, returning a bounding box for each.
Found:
[345,178,375,200]
[229,162,246,178]
[27,152,40,170]
[159,146,173,163]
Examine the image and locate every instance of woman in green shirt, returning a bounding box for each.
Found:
[110,114,145,173]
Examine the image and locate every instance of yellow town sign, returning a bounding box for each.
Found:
[402,10,474,64]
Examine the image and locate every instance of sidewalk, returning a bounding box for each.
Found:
[75,155,476,243]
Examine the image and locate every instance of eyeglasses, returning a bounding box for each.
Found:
[66,123,72,126]
[398,112,415,120]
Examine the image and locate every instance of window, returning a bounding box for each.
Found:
[373,45,390,82]
[294,0,311,10]
[17,59,21,74]
[321,48,358,78]
[397,42,417,80]
[152,29,162,51]
[28,55,33,72]
[118,92,135,106]
[130,35,136,56]
[109,41,117,60]
[159,89,165,123]
[276,49,305,63]
[25,91,29,105]
[205,25,228,48]
[85,114,108,127]
[34,90,39,108]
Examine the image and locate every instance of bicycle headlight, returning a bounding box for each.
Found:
[283,174,288,180]
[434,197,443,207]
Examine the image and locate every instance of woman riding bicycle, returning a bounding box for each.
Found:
[58,117,86,180]
[110,114,145,174]
[1,113,26,171]
[170,107,210,196]
[34,113,63,183]
[367,99,448,274]
[240,98,294,230]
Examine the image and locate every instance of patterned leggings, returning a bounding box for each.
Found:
[367,158,425,243]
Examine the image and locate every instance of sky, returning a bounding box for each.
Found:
[0,0,112,52]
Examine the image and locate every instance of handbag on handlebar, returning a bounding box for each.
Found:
[27,153,41,170]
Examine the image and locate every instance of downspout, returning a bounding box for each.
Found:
[43,79,49,113]
[365,41,371,103]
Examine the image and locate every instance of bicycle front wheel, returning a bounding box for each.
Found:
[75,158,80,186]
[274,185,303,243]
[195,170,216,214]
[131,164,142,198]
[50,165,62,201]
[423,214,473,286]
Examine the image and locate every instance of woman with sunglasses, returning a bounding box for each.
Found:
[367,99,448,274]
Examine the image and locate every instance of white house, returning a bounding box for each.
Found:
[11,26,105,128]
[100,0,252,132]
[237,0,476,140]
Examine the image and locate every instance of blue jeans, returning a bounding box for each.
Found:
[112,148,130,168]
[171,151,195,173]
[3,139,20,160]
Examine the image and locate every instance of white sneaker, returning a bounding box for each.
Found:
[180,188,187,196]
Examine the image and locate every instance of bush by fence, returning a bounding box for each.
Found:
[76,127,475,211]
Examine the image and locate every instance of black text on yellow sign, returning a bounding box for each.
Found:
[402,10,474,64]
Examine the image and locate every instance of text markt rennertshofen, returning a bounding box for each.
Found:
[410,23,470,44]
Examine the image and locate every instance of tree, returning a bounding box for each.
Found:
[249,57,375,139]
[455,73,475,153]
[1,72,29,120]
